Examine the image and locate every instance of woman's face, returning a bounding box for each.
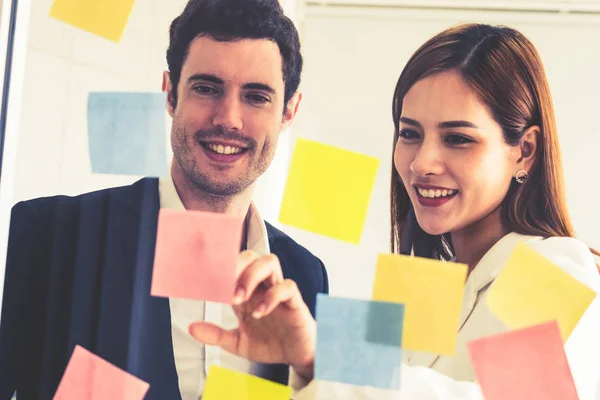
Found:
[394,70,519,236]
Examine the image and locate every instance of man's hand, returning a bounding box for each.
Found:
[188,250,316,378]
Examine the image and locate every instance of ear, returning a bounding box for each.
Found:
[162,70,175,118]
[280,92,302,134]
[515,125,539,173]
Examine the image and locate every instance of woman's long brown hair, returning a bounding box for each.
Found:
[390,23,600,267]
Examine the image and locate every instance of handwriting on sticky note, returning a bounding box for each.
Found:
[50,0,136,43]
[53,345,149,400]
[486,242,596,341]
[87,92,169,177]
[151,209,243,303]
[468,321,579,400]
[278,139,379,244]
[372,254,467,355]
[203,365,292,400]
[315,294,404,390]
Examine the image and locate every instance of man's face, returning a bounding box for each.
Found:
[166,35,299,197]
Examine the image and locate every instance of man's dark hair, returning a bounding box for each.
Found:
[166,0,303,108]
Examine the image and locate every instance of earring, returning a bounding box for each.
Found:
[515,169,528,184]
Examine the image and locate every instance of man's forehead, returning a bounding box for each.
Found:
[182,36,284,89]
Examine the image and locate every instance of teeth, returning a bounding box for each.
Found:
[206,143,243,155]
[417,188,457,198]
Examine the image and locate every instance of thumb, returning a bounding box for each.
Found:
[188,322,240,354]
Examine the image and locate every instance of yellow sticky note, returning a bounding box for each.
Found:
[203,365,292,400]
[278,139,379,244]
[487,242,596,341]
[49,0,136,43]
[372,254,467,355]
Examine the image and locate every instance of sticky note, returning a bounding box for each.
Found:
[151,209,243,303]
[315,294,404,389]
[468,321,579,400]
[87,92,169,177]
[486,242,596,340]
[49,0,136,43]
[372,254,467,355]
[278,139,379,244]
[53,345,149,400]
[203,365,292,400]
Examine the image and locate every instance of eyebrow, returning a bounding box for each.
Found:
[399,117,481,130]
[187,73,275,94]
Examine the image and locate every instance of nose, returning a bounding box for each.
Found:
[212,93,243,132]
[409,139,445,177]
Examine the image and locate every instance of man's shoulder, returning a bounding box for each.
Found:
[15,178,158,216]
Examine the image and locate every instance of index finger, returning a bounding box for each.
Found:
[236,250,260,278]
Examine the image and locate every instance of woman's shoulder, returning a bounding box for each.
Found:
[526,235,600,291]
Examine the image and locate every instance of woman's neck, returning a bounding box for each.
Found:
[450,205,510,274]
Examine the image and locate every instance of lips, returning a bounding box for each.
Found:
[199,141,249,163]
[203,142,247,155]
[414,186,459,207]
[416,187,457,199]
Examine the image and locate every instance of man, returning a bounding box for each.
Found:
[0,0,328,399]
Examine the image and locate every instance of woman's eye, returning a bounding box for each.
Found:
[446,134,473,145]
[398,129,420,140]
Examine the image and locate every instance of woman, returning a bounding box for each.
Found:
[189,23,600,394]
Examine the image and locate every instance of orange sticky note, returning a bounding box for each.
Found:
[151,209,243,303]
[486,242,596,341]
[53,345,149,400]
[203,365,292,400]
[372,253,467,355]
[278,138,379,244]
[468,322,579,400]
[49,0,136,43]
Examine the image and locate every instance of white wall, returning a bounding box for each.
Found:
[284,4,600,298]
[12,0,182,202]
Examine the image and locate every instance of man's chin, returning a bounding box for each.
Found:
[192,178,251,198]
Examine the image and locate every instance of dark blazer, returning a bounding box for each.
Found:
[0,178,328,400]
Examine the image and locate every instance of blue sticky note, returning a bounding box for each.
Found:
[315,294,404,390]
[87,92,169,176]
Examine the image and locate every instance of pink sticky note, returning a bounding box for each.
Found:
[53,345,149,400]
[151,208,243,303]
[468,321,579,400]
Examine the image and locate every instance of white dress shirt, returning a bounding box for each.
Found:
[159,177,271,400]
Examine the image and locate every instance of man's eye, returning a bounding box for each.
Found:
[193,85,217,95]
[247,94,270,104]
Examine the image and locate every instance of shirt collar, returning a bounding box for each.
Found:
[158,176,270,255]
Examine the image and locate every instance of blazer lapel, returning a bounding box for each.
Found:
[122,178,181,399]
